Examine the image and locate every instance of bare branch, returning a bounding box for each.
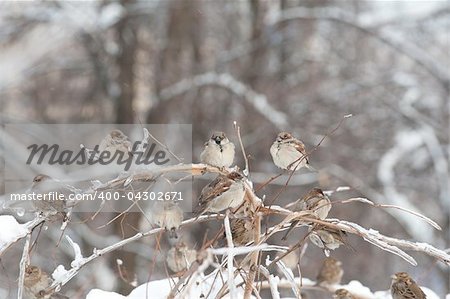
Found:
[0,216,45,257]
[17,234,31,299]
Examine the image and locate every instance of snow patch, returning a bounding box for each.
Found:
[51,265,68,282]
[0,215,27,248]
[86,289,126,299]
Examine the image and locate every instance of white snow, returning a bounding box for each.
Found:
[86,289,126,299]
[422,287,440,299]
[99,2,124,28]
[51,265,69,282]
[344,280,375,298]
[66,235,85,268]
[86,270,255,299]
[0,215,27,249]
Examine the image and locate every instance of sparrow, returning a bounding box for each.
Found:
[309,225,346,257]
[166,242,197,273]
[98,129,132,156]
[200,132,235,168]
[195,172,246,215]
[391,272,427,299]
[316,257,343,285]
[334,289,356,299]
[30,174,68,221]
[282,187,331,240]
[230,218,254,245]
[24,265,68,299]
[152,202,184,238]
[270,132,312,171]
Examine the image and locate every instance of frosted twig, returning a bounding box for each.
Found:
[47,214,226,291]
[270,256,300,297]
[17,234,31,299]
[341,197,441,230]
[224,211,236,299]
[258,265,280,299]
[243,212,261,299]
[234,121,249,177]
[66,236,84,267]
[144,128,182,162]
[333,220,450,265]
[327,164,440,244]
[0,216,45,257]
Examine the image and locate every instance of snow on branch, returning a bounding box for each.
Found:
[6,161,447,298]
[326,164,442,245]
[158,72,289,130]
[0,215,44,256]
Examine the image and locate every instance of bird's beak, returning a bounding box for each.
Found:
[391,274,396,279]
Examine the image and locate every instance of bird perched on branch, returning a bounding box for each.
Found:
[152,201,184,238]
[99,129,132,156]
[316,257,343,285]
[309,225,347,256]
[282,187,331,240]
[166,242,197,274]
[29,174,70,222]
[24,265,68,299]
[391,272,426,299]
[195,172,245,215]
[200,131,235,168]
[230,218,254,245]
[270,132,313,171]
[334,289,356,299]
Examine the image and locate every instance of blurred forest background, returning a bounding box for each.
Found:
[0,0,448,298]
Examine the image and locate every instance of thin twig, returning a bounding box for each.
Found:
[341,197,441,230]
[243,213,261,298]
[224,211,236,299]
[234,121,249,177]
[17,234,31,299]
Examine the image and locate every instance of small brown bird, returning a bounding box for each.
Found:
[166,242,197,273]
[30,174,68,221]
[152,202,184,238]
[391,272,427,299]
[24,265,68,299]
[309,225,347,257]
[195,172,245,215]
[230,218,254,245]
[334,289,355,299]
[200,132,235,168]
[282,188,331,240]
[316,257,343,285]
[98,129,132,156]
[270,132,311,171]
